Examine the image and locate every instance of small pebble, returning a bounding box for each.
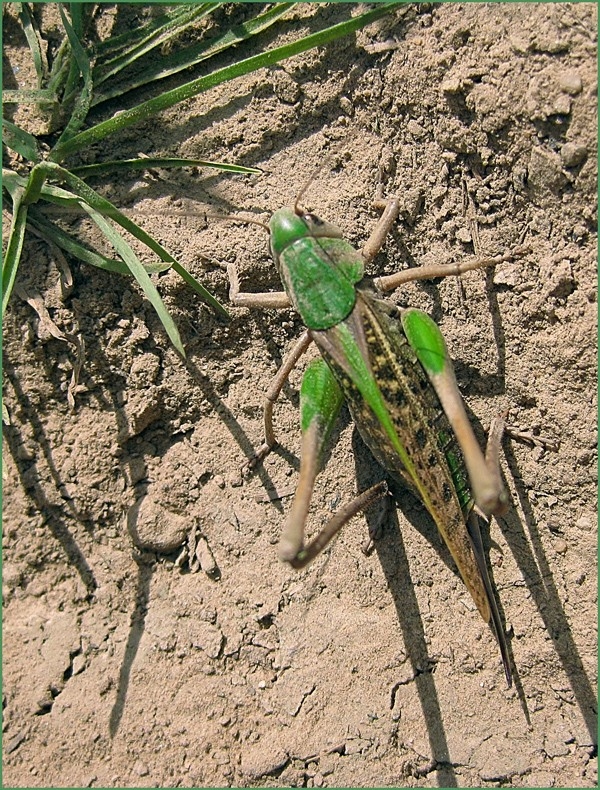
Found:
[72,654,86,675]
[441,77,463,94]
[554,539,568,555]
[527,147,568,196]
[212,749,230,766]
[558,70,583,95]
[575,515,593,531]
[134,762,150,777]
[560,142,588,168]
[339,96,353,115]
[455,227,472,243]
[553,95,572,115]
[407,120,426,139]
[5,731,26,754]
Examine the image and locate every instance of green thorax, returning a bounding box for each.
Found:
[269,207,364,331]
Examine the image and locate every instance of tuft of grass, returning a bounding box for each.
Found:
[3,2,401,357]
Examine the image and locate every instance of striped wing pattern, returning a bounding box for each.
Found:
[311,288,491,622]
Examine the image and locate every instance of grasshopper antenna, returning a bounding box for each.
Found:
[293,166,323,216]
[207,213,270,233]
[119,206,271,234]
[293,138,358,215]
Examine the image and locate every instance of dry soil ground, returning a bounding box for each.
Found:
[2,3,598,788]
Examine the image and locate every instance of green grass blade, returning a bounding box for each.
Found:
[46,34,73,96]
[2,198,29,317]
[81,204,186,357]
[68,2,88,40]
[2,120,42,162]
[2,168,27,200]
[49,2,401,161]
[91,3,295,105]
[18,3,48,86]
[27,209,171,275]
[93,4,218,64]
[21,161,51,205]
[70,157,262,178]
[55,5,93,146]
[93,3,218,88]
[26,179,96,210]
[3,88,57,105]
[22,162,230,319]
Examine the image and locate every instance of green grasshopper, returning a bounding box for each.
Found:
[228,187,525,687]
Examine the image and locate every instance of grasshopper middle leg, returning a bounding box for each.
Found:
[246,330,313,471]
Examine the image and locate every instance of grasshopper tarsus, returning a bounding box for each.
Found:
[361,490,392,555]
[483,414,511,516]
[504,425,560,452]
[286,481,390,569]
[361,536,376,556]
[242,441,276,475]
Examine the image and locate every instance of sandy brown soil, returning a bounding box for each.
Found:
[2,3,598,787]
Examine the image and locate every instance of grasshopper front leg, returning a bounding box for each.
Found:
[227,261,312,468]
[227,260,291,310]
[279,357,389,567]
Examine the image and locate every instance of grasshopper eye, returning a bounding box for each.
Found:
[303,213,324,227]
[302,212,344,240]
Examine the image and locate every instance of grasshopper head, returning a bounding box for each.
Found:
[267,206,363,331]
[269,207,344,261]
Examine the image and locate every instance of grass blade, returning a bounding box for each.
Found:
[2,120,42,162]
[49,2,401,160]
[27,209,171,275]
[81,204,185,356]
[67,2,89,40]
[19,162,230,320]
[55,5,93,145]
[2,197,29,317]
[3,88,57,105]
[91,3,295,105]
[73,165,230,318]
[18,3,48,86]
[70,157,262,178]
[93,3,219,88]
[94,4,219,63]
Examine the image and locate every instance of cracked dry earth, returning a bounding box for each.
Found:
[2,3,598,788]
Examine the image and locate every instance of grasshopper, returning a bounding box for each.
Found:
[228,185,526,686]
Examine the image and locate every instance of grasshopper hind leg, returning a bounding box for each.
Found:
[282,480,390,568]
[279,357,390,566]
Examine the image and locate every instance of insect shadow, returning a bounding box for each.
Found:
[351,428,460,786]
